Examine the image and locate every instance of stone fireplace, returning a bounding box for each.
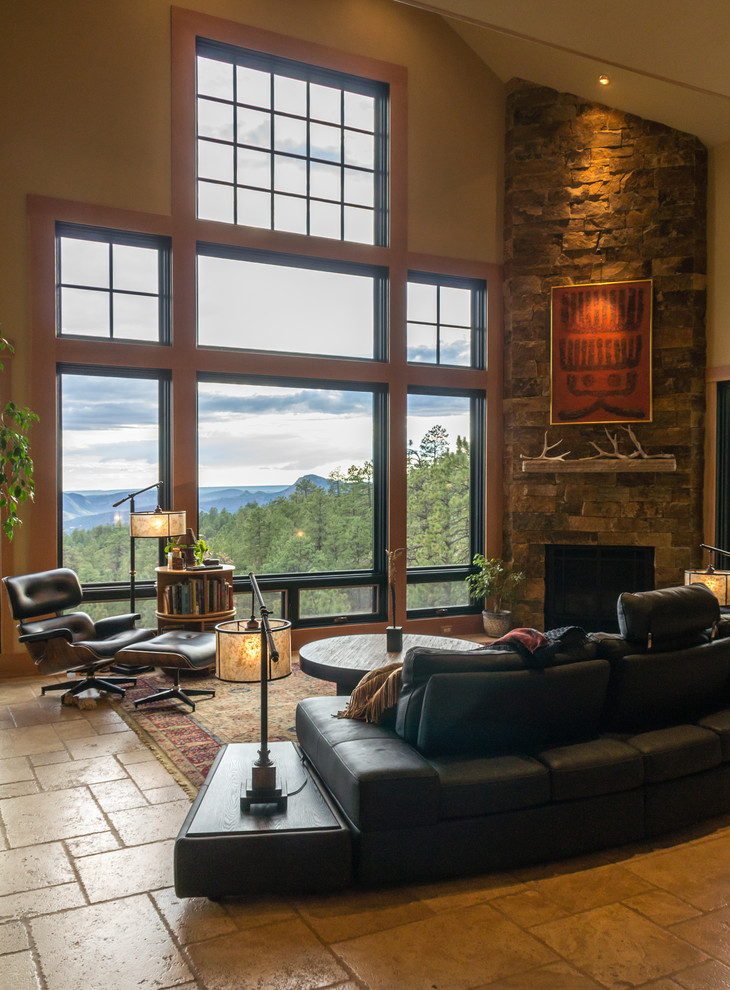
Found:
[503,81,707,630]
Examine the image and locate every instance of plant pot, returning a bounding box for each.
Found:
[482,610,513,638]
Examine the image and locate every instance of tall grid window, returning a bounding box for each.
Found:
[196,40,388,244]
[39,17,493,632]
[56,224,170,343]
[407,273,486,368]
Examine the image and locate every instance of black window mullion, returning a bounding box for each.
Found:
[231,58,239,225]
[269,72,276,230]
[107,243,114,339]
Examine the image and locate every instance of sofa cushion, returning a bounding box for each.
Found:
[698,708,730,761]
[600,639,730,733]
[429,754,550,819]
[415,660,611,758]
[296,696,440,831]
[617,584,719,651]
[536,737,643,801]
[395,646,525,747]
[626,724,722,782]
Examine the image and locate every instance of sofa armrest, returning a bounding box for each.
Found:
[296,696,440,831]
[19,627,72,645]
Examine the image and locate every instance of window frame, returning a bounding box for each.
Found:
[196,371,389,626]
[55,222,172,345]
[25,11,502,650]
[405,385,485,619]
[196,242,389,361]
[56,364,173,606]
[195,37,389,246]
[407,271,487,370]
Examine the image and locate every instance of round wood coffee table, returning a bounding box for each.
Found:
[298,632,477,694]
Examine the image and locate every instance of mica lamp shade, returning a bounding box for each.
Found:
[684,569,730,607]
[129,508,187,539]
[215,618,292,683]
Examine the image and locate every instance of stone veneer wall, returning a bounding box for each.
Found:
[503,80,708,629]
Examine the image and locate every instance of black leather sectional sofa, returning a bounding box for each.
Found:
[296,584,730,885]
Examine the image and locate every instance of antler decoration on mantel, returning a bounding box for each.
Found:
[522,433,571,462]
[521,427,676,473]
[587,425,674,461]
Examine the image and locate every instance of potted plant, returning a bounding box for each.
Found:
[166,531,211,568]
[0,337,38,541]
[465,554,525,637]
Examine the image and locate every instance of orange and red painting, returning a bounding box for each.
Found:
[550,279,652,424]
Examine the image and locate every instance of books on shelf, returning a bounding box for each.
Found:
[161,574,233,616]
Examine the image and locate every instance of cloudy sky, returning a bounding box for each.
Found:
[61,373,470,492]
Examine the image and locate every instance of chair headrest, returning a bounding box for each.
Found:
[617,584,720,649]
[3,568,83,620]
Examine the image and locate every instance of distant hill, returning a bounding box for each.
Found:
[62,475,331,533]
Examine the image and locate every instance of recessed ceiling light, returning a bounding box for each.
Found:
[598,74,610,86]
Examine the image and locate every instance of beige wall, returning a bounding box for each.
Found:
[1,0,504,361]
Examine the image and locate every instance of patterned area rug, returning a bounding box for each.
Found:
[111,660,336,796]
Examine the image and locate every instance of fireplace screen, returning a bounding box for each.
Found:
[544,544,654,633]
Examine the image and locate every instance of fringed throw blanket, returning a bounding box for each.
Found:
[335,661,403,723]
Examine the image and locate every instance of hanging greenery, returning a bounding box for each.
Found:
[0,337,38,541]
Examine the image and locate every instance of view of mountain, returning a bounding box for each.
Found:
[62,475,332,533]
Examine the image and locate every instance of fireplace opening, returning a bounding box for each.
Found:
[544,544,654,633]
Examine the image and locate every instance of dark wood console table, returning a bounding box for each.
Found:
[174,741,351,898]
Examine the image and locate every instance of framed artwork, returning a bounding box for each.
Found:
[550,279,652,424]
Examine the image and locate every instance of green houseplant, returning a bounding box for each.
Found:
[465,554,525,637]
[0,338,38,541]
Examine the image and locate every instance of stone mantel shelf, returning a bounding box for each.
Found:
[521,457,677,473]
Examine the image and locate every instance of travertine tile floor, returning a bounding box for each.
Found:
[4,675,730,989]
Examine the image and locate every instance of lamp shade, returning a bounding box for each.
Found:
[684,569,730,607]
[129,508,187,539]
[215,618,292,683]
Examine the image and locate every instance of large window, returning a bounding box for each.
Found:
[58,369,168,589]
[197,246,384,359]
[406,390,484,614]
[197,378,385,620]
[196,40,388,244]
[39,17,494,635]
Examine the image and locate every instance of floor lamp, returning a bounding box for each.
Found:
[112,482,187,612]
[215,572,292,812]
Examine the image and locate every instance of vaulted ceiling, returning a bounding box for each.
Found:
[395,1,730,146]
